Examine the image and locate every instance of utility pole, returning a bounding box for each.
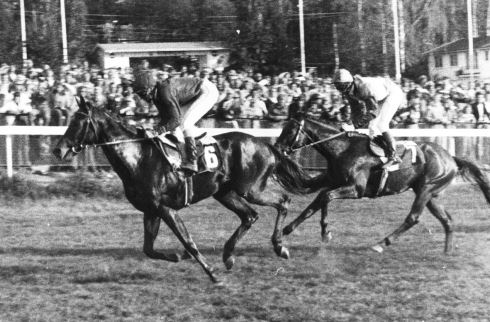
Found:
[298,0,306,75]
[467,0,474,87]
[391,0,401,82]
[60,0,69,64]
[19,0,27,64]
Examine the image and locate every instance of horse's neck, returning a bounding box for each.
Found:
[99,119,146,179]
[304,121,350,158]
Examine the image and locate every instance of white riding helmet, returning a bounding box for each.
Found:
[333,68,353,93]
[333,69,353,83]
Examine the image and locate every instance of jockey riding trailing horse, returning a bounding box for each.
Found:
[133,61,219,173]
[333,68,404,168]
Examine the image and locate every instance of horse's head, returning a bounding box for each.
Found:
[274,115,310,155]
[275,116,343,155]
[53,96,103,161]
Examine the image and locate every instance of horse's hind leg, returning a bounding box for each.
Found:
[426,199,453,253]
[283,185,359,237]
[372,187,433,253]
[243,191,291,259]
[159,207,219,283]
[143,212,180,262]
[214,190,259,270]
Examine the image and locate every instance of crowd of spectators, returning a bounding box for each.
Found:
[1,59,490,129]
[0,59,489,168]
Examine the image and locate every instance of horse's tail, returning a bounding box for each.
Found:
[454,156,490,204]
[269,145,326,195]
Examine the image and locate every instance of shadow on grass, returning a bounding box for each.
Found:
[1,244,327,260]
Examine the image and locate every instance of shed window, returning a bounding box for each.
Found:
[435,55,443,68]
[450,54,458,66]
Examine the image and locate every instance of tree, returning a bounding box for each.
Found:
[230,0,293,72]
[0,1,20,64]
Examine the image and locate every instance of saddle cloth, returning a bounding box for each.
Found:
[152,132,222,173]
[369,138,425,171]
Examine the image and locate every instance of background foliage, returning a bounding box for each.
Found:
[0,0,487,76]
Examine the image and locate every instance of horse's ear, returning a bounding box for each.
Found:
[77,95,88,113]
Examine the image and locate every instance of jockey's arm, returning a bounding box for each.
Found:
[155,82,182,131]
[364,96,379,112]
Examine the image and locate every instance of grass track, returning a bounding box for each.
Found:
[1,183,489,321]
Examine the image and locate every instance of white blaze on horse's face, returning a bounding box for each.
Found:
[291,119,305,148]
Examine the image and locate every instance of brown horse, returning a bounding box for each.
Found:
[53,97,302,283]
[274,115,490,253]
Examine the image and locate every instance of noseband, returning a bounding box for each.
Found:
[70,110,99,154]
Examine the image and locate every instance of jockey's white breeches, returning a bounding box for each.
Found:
[368,86,405,137]
[180,79,219,138]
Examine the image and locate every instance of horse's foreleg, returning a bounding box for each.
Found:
[426,199,453,253]
[143,212,180,262]
[214,191,259,270]
[372,187,433,253]
[320,205,332,243]
[159,207,219,283]
[244,191,291,259]
[283,185,359,237]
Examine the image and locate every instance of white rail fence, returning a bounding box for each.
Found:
[1,126,490,178]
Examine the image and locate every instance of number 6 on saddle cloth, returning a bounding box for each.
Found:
[150,132,223,206]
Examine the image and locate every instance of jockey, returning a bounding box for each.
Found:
[333,68,404,167]
[133,64,219,173]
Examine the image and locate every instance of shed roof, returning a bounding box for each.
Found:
[426,36,490,55]
[97,41,228,53]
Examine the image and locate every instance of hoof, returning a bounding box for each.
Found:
[322,231,333,243]
[168,253,181,262]
[283,225,293,236]
[224,256,235,270]
[370,244,384,253]
[279,246,290,259]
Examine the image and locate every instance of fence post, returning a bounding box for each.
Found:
[5,134,13,178]
[4,115,17,178]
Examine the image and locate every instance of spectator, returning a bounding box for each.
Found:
[268,93,289,122]
[240,86,268,119]
[472,91,490,125]
[426,93,449,125]
[218,91,241,120]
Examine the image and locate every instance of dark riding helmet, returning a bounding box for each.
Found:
[333,68,353,93]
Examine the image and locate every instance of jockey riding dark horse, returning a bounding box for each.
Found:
[333,69,404,168]
[133,62,219,173]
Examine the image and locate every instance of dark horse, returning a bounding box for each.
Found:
[53,97,302,282]
[274,115,490,253]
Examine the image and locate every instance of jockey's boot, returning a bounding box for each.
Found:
[180,136,198,174]
[382,131,401,169]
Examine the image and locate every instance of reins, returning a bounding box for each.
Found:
[289,119,347,152]
[71,110,149,154]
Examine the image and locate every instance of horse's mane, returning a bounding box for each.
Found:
[93,106,140,136]
[302,117,368,139]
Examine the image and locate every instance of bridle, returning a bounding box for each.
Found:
[285,118,346,153]
[70,109,99,154]
[69,109,146,155]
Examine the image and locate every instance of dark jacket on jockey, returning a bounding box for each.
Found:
[152,77,203,132]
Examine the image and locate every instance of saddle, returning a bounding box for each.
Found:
[150,132,222,174]
[369,136,426,196]
[139,130,223,207]
[369,136,425,170]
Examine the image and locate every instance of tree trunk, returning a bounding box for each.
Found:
[381,8,389,76]
[358,0,367,74]
[333,21,339,71]
[398,0,406,72]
